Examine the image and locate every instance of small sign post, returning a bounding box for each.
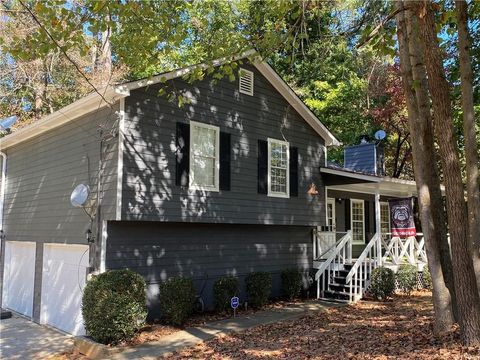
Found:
[230,296,239,317]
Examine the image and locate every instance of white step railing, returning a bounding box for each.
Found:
[314,230,352,299]
[381,233,427,265]
[345,233,380,302]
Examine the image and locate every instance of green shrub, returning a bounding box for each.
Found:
[245,272,272,309]
[422,267,432,290]
[82,269,147,345]
[396,265,418,295]
[369,267,395,300]
[159,277,195,326]
[281,268,302,300]
[213,276,240,312]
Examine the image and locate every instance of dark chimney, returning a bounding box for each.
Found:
[344,142,385,176]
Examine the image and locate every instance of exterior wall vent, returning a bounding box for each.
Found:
[239,68,254,96]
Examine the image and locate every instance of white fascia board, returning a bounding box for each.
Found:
[1,87,129,150]
[320,167,381,183]
[120,50,257,92]
[253,61,341,147]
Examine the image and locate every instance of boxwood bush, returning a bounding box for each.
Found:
[159,277,195,326]
[369,267,395,300]
[281,268,302,300]
[396,265,418,295]
[245,272,272,309]
[82,269,147,345]
[213,276,239,312]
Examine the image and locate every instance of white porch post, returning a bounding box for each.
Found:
[374,189,382,265]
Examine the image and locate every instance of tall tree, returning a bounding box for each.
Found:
[416,1,480,345]
[455,0,480,288]
[395,0,455,334]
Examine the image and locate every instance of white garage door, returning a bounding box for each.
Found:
[2,241,36,317]
[40,244,89,335]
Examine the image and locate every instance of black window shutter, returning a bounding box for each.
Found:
[345,199,351,230]
[176,122,190,187]
[289,147,299,197]
[257,140,268,194]
[364,201,370,238]
[219,132,231,191]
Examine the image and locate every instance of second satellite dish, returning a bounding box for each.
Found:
[70,184,90,207]
[374,130,387,141]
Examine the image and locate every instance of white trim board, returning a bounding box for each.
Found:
[115,98,126,221]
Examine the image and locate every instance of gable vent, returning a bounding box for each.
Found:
[239,68,254,96]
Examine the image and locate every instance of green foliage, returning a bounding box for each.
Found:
[423,267,433,290]
[396,265,418,295]
[159,277,196,326]
[369,267,395,300]
[281,268,302,300]
[82,269,147,345]
[245,272,272,309]
[213,276,240,312]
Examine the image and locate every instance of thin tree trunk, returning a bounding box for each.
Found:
[455,0,480,291]
[395,1,455,334]
[403,1,458,323]
[416,1,480,345]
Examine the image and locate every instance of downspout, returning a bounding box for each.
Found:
[0,151,6,310]
[0,151,6,238]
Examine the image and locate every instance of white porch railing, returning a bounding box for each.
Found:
[345,233,380,302]
[381,233,427,265]
[314,231,352,299]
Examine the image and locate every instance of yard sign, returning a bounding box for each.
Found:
[388,197,416,237]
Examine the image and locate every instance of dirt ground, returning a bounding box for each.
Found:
[164,291,480,360]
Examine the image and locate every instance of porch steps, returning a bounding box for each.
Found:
[321,262,371,302]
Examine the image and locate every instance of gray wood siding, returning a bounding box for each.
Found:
[1,104,119,244]
[344,143,376,174]
[106,221,313,314]
[122,64,326,226]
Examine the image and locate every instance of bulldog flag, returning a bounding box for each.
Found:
[388,197,416,237]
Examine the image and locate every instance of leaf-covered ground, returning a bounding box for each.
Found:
[165,292,480,360]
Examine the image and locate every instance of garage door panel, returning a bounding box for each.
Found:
[41,244,88,336]
[2,242,36,317]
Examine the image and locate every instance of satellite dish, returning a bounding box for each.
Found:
[70,184,90,207]
[0,116,17,132]
[374,130,387,141]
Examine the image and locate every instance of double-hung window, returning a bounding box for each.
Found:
[189,121,220,191]
[380,202,391,235]
[267,138,289,198]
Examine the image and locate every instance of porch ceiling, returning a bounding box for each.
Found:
[320,167,419,197]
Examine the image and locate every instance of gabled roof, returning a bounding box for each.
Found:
[1,52,340,149]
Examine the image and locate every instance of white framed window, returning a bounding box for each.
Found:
[380,202,390,235]
[189,121,220,191]
[351,199,365,243]
[327,198,336,231]
[239,68,254,96]
[267,138,290,198]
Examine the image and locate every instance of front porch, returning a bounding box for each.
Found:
[314,166,428,303]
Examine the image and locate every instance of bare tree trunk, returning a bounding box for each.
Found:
[416,1,480,345]
[455,0,480,291]
[403,2,457,324]
[395,1,454,334]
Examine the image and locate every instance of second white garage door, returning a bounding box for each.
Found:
[40,244,89,335]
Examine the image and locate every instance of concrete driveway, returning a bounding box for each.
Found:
[0,314,74,359]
